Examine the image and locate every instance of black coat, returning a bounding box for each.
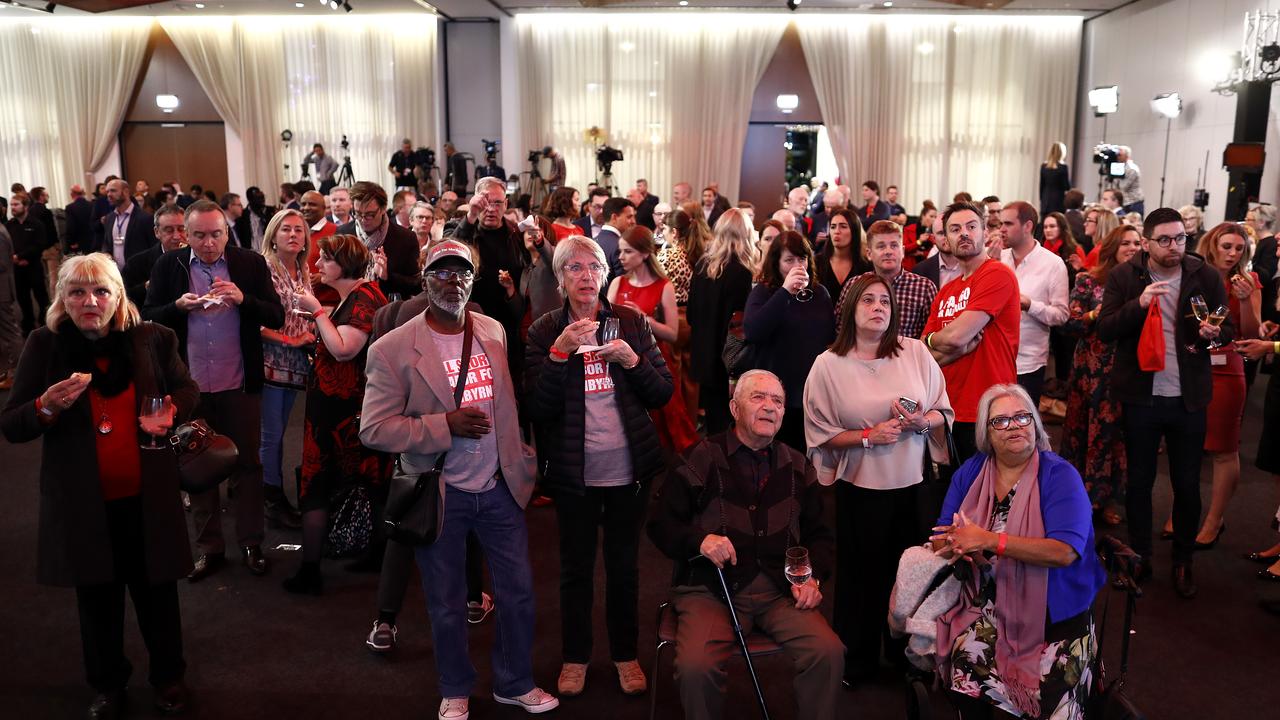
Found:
[142,246,285,393]
[1039,163,1071,215]
[912,253,941,289]
[32,203,58,253]
[95,202,155,261]
[335,220,422,299]
[686,260,753,384]
[123,243,165,308]
[524,301,673,495]
[1096,251,1232,412]
[0,323,200,586]
[636,193,660,230]
[1254,235,1277,286]
[6,216,50,266]
[63,197,94,254]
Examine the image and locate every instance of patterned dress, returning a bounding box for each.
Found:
[657,242,692,305]
[300,283,391,512]
[1059,273,1125,511]
[947,487,1097,719]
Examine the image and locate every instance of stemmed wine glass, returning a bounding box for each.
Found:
[1205,304,1229,350]
[601,317,621,344]
[1186,295,1209,354]
[784,546,812,587]
[139,395,172,449]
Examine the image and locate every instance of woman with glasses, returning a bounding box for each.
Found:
[744,229,835,450]
[1081,204,1121,269]
[525,234,673,698]
[283,234,390,594]
[804,272,952,688]
[932,384,1104,720]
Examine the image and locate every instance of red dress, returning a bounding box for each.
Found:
[1204,272,1258,453]
[616,276,698,452]
[552,222,578,242]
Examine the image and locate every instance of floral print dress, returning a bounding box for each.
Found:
[947,486,1097,720]
[1059,273,1126,512]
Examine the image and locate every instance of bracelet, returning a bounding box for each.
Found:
[36,397,55,418]
[548,347,570,361]
[861,428,872,449]
[1273,341,1279,355]
[996,532,1008,557]
[925,332,935,350]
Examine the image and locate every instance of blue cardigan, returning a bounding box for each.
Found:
[937,450,1106,624]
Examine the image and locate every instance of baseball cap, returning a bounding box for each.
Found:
[424,239,475,272]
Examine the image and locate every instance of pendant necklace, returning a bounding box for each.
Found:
[97,412,114,435]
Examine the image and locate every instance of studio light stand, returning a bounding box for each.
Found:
[1088,86,1119,200]
[1151,93,1182,207]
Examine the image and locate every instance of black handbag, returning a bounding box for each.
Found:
[147,334,238,494]
[721,310,756,379]
[917,418,960,534]
[382,313,473,546]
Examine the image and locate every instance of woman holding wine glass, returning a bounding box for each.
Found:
[803,273,953,688]
[1,254,200,716]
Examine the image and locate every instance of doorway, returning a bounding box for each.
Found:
[120,122,229,197]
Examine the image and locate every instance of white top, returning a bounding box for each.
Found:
[1000,243,1069,374]
[803,338,954,490]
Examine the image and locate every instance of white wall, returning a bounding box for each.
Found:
[1076,0,1280,225]
[444,21,504,184]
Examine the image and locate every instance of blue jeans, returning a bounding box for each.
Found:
[417,482,535,699]
[259,384,299,489]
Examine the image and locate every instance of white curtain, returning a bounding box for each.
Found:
[797,16,1081,209]
[162,15,438,193]
[516,14,784,202]
[0,18,151,194]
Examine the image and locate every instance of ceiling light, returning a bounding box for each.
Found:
[195,2,204,6]
[1088,85,1119,115]
[883,1,893,6]
[679,1,689,6]
[1151,92,1182,119]
[156,94,180,111]
[776,94,799,113]
[295,1,304,6]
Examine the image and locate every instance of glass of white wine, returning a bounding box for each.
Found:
[1187,295,1209,354]
[139,395,172,449]
[1206,304,1229,350]
[784,546,812,587]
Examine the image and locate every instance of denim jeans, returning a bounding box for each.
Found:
[259,384,299,489]
[417,482,535,699]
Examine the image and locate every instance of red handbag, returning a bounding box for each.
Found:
[1137,299,1165,372]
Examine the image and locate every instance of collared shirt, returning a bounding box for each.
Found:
[938,253,963,291]
[1113,161,1143,204]
[310,218,328,233]
[1000,243,1070,374]
[836,270,938,340]
[249,211,266,252]
[111,204,133,268]
[186,250,245,393]
[726,431,773,494]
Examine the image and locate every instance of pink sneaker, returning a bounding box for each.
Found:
[492,687,559,714]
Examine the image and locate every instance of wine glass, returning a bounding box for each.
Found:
[1186,295,1209,354]
[1206,304,1229,350]
[601,317,621,344]
[388,292,403,303]
[784,546,812,587]
[139,395,172,449]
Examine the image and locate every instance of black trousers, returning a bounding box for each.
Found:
[953,422,979,466]
[1017,367,1046,409]
[189,390,264,555]
[1123,398,1205,563]
[377,533,486,617]
[700,374,732,436]
[14,264,49,335]
[555,483,650,663]
[834,482,918,680]
[76,496,185,693]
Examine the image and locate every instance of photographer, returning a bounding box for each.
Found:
[1108,145,1144,216]
[544,146,566,191]
[304,143,338,194]
[477,140,507,182]
[388,138,417,191]
[444,143,470,196]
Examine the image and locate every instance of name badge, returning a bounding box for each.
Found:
[1210,353,1227,366]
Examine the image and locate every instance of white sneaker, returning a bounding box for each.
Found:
[438,696,469,720]
[493,687,559,714]
[365,621,397,653]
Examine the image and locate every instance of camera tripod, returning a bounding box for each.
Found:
[337,155,355,188]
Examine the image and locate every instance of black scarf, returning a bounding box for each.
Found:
[53,320,134,398]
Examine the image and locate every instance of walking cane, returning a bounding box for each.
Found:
[713,564,772,720]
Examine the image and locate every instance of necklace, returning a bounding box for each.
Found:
[97,411,113,435]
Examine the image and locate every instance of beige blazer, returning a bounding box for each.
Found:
[360,310,536,509]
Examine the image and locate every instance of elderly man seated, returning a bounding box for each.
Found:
[647,369,843,720]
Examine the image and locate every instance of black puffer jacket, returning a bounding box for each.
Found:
[525,300,674,495]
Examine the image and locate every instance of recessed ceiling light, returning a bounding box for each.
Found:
[678,1,688,6]
[194,2,204,7]
[883,1,893,6]
[295,1,304,6]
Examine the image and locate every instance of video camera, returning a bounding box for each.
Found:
[596,145,624,173]
[528,149,544,164]
[412,146,436,171]
[482,139,500,161]
[1093,144,1126,178]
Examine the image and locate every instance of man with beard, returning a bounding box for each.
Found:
[921,201,1021,462]
[336,181,420,299]
[123,204,188,306]
[359,240,555,720]
[233,186,274,252]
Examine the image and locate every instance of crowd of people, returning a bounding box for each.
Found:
[2,135,1279,720]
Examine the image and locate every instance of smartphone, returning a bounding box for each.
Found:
[898,397,919,414]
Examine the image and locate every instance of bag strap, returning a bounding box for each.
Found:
[406,312,475,477]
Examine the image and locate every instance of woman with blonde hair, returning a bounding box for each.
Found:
[1039,141,1071,214]
[1082,203,1122,269]
[258,209,314,528]
[687,208,758,432]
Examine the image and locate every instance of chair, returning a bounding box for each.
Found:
[648,600,784,720]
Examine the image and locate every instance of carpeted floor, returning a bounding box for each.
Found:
[1,383,1277,719]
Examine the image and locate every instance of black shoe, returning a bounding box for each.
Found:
[154,682,189,715]
[282,563,323,595]
[1173,563,1198,598]
[242,545,268,576]
[265,502,303,530]
[1245,551,1280,564]
[1193,523,1226,550]
[1257,568,1280,583]
[88,689,127,719]
[187,553,226,583]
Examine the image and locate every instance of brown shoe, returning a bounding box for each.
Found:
[615,660,647,695]
[557,662,587,697]
[242,545,268,576]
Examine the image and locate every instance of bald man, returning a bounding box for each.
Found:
[301,190,337,277]
[97,179,154,268]
[64,183,93,255]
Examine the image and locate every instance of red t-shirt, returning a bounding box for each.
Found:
[922,258,1021,422]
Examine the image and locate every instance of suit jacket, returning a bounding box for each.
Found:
[123,243,165,308]
[858,200,891,229]
[703,204,725,230]
[572,215,596,238]
[636,193,660,230]
[32,203,58,253]
[63,197,93,254]
[595,227,625,279]
[335,220,422,299]
[142,246,285,393]
[359,311,537,511]
[1254,235,1277,285]
[90,195,112,250]
[912,253,941,289]
[0,225,15,302]
[0,322,200,586]
[95,202,155,261]
[233,207,273,251]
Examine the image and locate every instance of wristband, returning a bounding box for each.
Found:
[925,332,935,350]
[1273,341,1279,355]
[548,347,570,361]
[36,397,54,418]
[861,428,872,449]
[996,532,1008,557]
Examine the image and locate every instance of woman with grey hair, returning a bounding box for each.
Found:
[524,234,674,698]
[931,384,1104,720]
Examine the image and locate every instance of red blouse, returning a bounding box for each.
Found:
[89,381,142,500]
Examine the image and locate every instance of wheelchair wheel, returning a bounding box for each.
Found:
[904,676,932,720]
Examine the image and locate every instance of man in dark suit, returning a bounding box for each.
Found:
[574,187,610,239]
[595,196,636,280]
[857,181,891,230]
[335,181,421,298]
[63,184,94,255]
[232,187,273,252]
[1063,189,1088,251]
[90,177,115,253]
[29,187,59,254]
[700,186,725,229]
[5,191,51,335]
[123,205,187,307]
[143,200,285,582]
[632,178,660,230]
[96,179,155,268]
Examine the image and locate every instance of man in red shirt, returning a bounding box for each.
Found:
[922,201,1021,461]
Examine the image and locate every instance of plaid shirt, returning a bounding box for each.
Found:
[836,270,938,340]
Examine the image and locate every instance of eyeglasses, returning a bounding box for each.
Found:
[988,412,1035,430]
[564,262,604,277]
[353,209,383,221]
[1149,233,1188,248]
[425,269,474,283]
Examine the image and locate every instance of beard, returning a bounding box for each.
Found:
[427,284,467,317]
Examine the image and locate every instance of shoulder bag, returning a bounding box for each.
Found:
[382,313,474,546]
[147,330,239,494]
